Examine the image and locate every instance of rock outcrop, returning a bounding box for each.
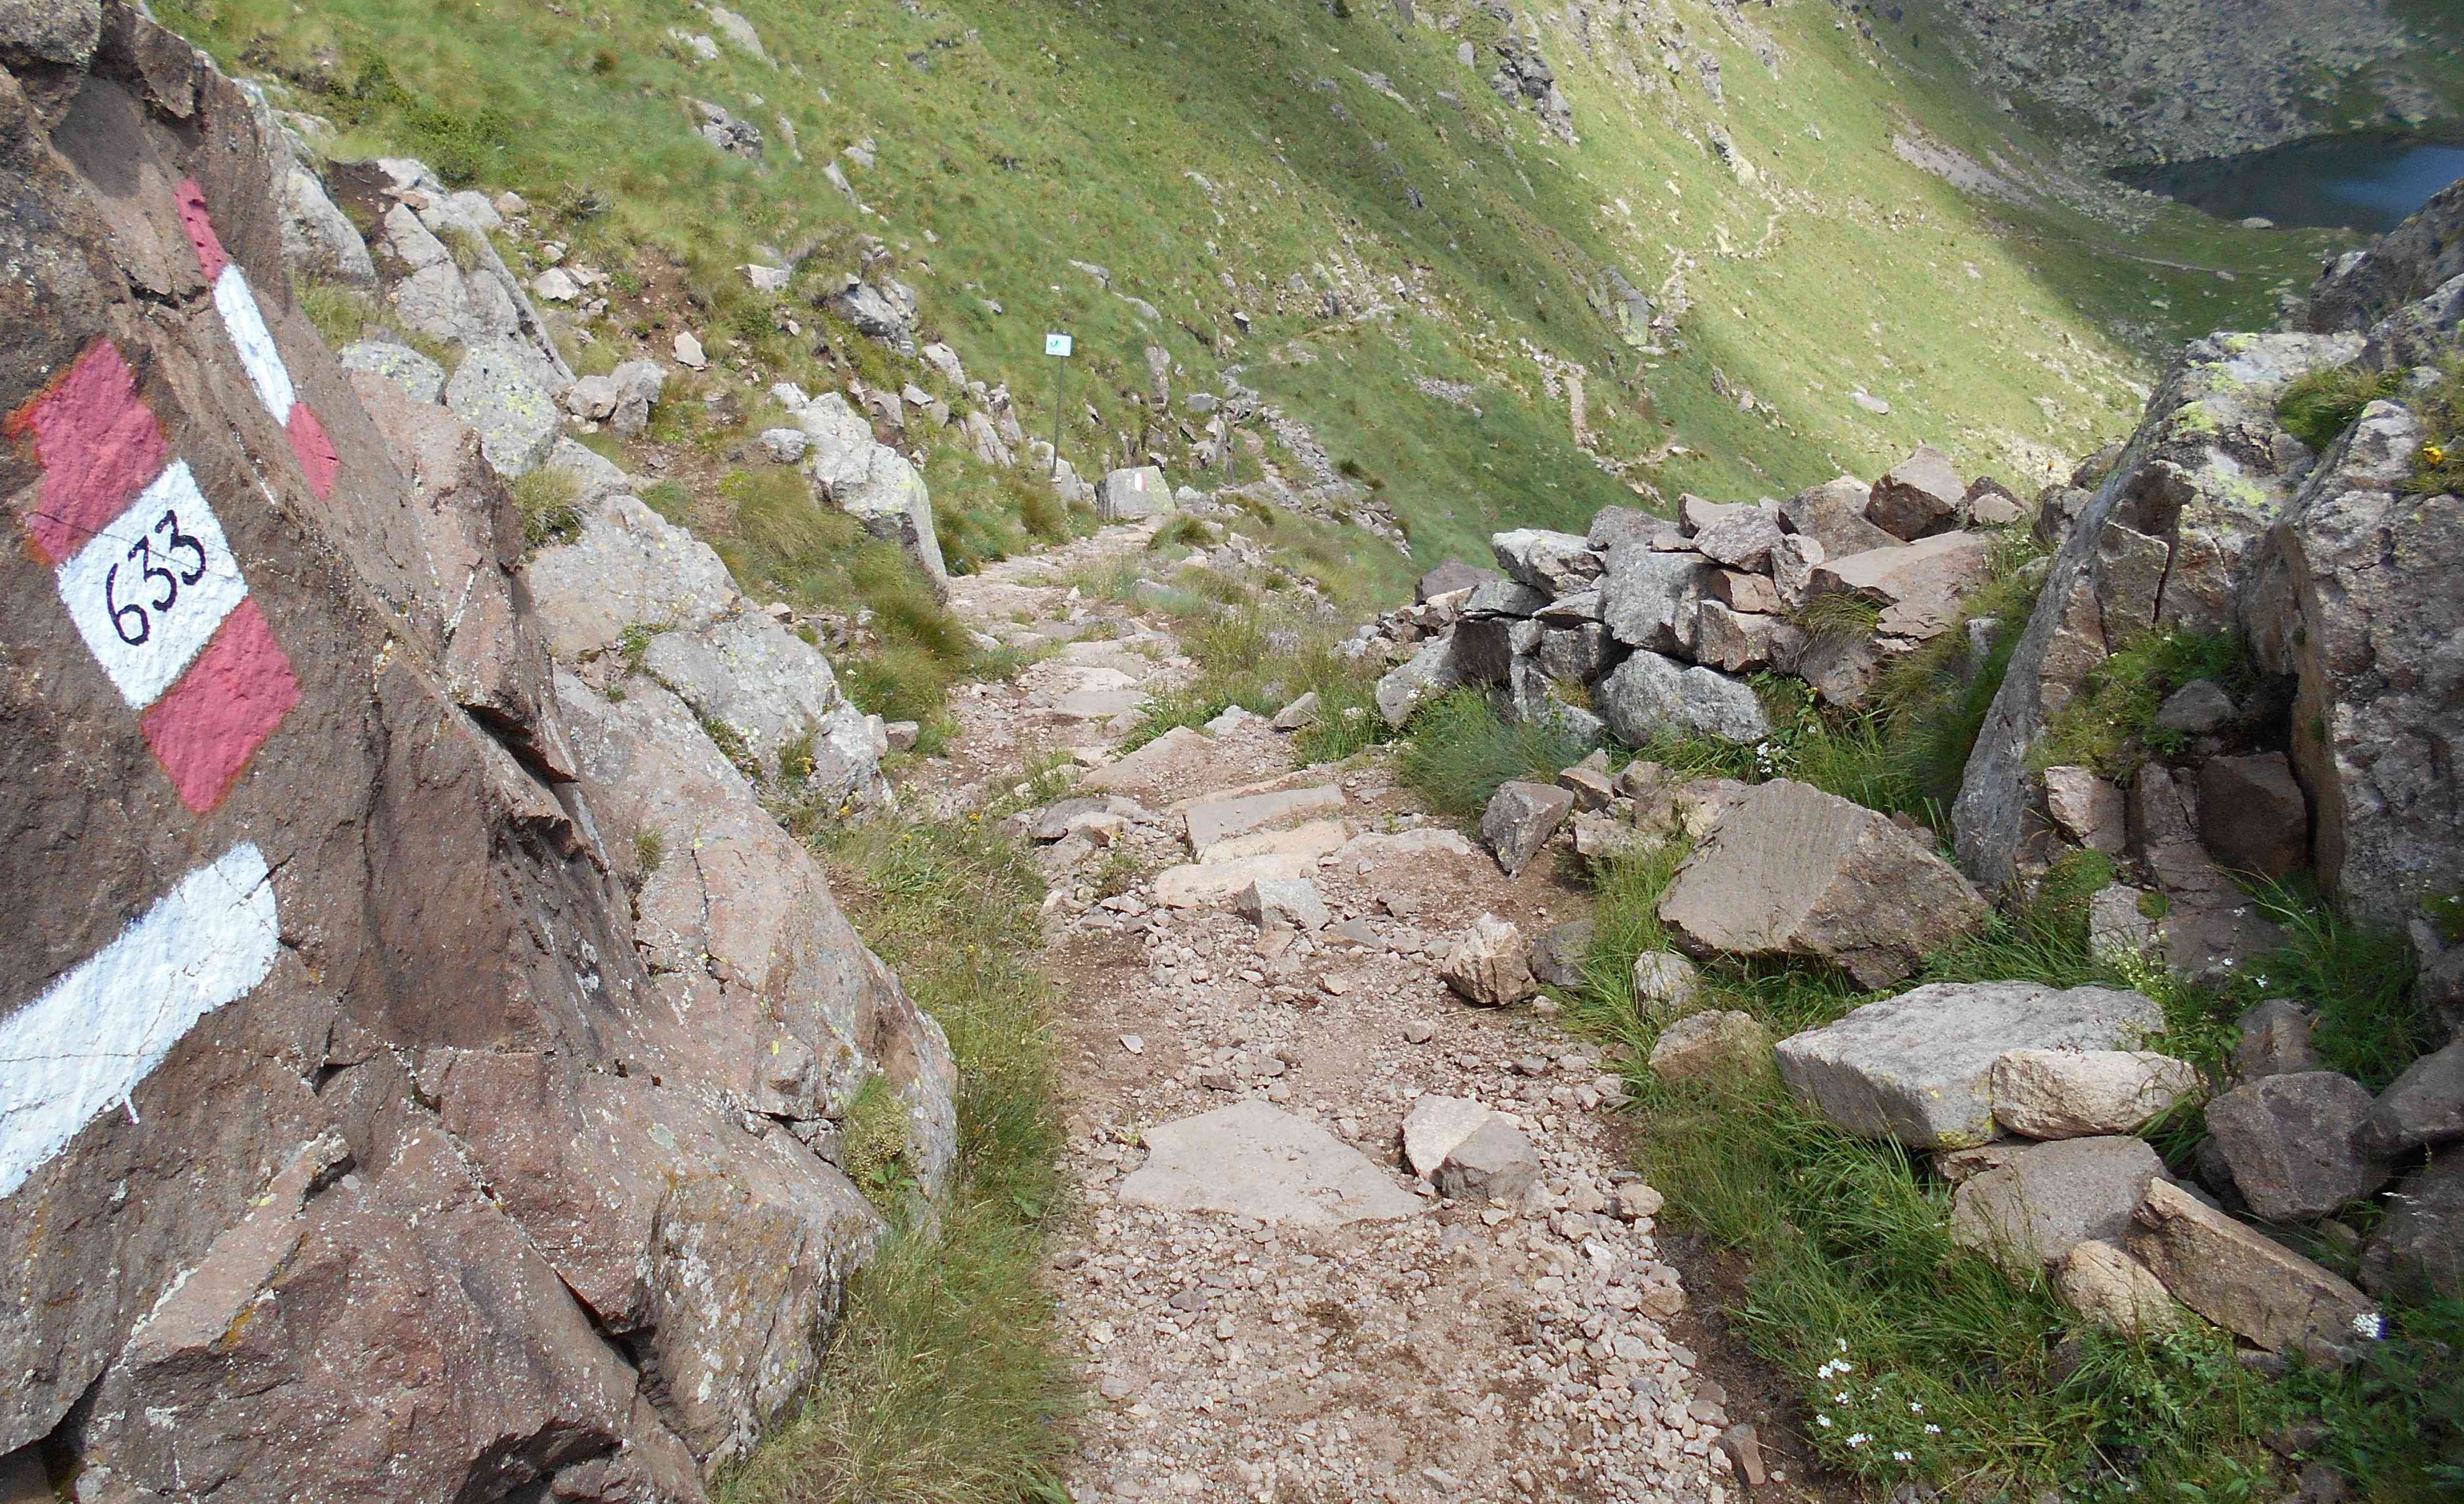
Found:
[0,14,951,1496]
[1955,328,2363,894]
[2243,400,2464,930]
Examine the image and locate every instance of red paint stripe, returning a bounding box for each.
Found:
[174,178,229,285]
[9,342,171,566]
[285,401,341,499]
[139,598,300,813]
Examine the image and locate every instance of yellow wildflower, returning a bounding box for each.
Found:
[2426,443,2449,466]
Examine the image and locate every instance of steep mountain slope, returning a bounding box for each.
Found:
[156,0,2341,572]
[1906,0,2464,168]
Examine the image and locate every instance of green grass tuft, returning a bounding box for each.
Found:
[722,818,1072,1504]
[2277,364,2401,452]
[1395,689,1595,819]
[2032,627,2251,783]
[510,466,583,550]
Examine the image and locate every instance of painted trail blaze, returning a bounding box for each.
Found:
[9,182,337,811]
[0,843,281,1199]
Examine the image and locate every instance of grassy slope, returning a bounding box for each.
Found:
[165,0,2341,580]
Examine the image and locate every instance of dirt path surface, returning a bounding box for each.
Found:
[906,523,1774,1504]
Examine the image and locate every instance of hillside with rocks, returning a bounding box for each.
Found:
[4,0,2464,1502]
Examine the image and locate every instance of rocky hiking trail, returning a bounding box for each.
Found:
[904,521,1802,1504]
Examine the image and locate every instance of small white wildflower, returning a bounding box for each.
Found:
[2352,1311,2387,1340]
[1836,1337,1849,1352]
[1834,1391,1851,1404]
[1895,1451,1914,1463]
[1925,1423,1942,1434]
[1816,1414,1833,1428]
[1908,1401,1923,1413]
[1847,1432,1870,1448]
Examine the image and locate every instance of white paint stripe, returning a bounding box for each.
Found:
[55,461,250,709]
[213,265,296,421]
[0,843,280,1201]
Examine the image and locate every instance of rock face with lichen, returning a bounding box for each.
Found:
[1954,329,2364,897]
[0,11,951,1498]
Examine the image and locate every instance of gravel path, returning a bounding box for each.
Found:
[907,524,1756,1504]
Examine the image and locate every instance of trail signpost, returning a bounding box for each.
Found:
[1044,332,1073,478]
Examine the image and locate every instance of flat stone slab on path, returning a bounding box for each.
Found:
[1118,1100,1425,1227]
[1083,723,1292,805]
[1184,785,1346,850]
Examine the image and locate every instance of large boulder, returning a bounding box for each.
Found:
[2243,400,2464,928]
[1809,531,1996,642]
[1491,527,1602,595]
[799,393,948,587]
[2129,1180,2375,1355]
[1954,328,2367,890]
[1594,648,1770,746]
[2358,1156,2464,1302]
[639,612,886,806]
[1775,982,2165,1148]
[1988,1049,2201,1139]
[525,494,744,664]
[1096,464,1174,522]
[1657,780,1989,988]
[0,20,946,1494]
[1781,476,1900,558]
[1690,509,1785,572]
[1482,779,1574,876]
[1865,445,1968,540]
[1598,544,1713,653]
[1374,628,1466,727]
[2204,1071,2392,1222]
[1949,1136,2169,1271]
[2356,1039,2464,1157]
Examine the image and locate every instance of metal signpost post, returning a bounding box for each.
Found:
[1044,332,1073,478]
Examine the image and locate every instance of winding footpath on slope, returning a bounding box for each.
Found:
[899,521,1762,1504]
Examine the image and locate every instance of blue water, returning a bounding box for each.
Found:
[2119,138,2464,233]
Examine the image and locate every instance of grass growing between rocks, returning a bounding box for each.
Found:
[710,464,1039,745]
[1111,504,1416,768]
[2031,628,2256,784]
[1395,689,1599,819]
[1559,835,2462,1495]
[722,819,1073,1504]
